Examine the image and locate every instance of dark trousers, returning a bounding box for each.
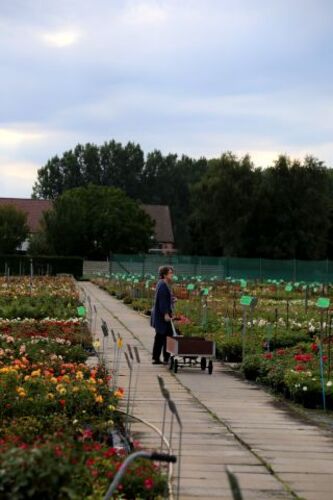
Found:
[152,329,173,362]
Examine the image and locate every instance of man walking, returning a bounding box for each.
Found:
[151,265,174,365]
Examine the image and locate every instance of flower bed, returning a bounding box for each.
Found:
[93,276,333,410]
[0,318,92,347]
[241,342,333,409]
[0,277,166,499]
[0,276,80,319]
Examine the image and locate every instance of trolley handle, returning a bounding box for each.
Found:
[150,452,177,463]
[170,319,179,337]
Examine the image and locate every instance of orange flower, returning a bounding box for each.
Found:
[114,387,124,398]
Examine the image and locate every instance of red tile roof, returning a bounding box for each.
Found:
[141,204,174,243]
[0,198,174,244]
[0,198,52,232]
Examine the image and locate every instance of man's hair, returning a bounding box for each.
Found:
[159,265,174,279]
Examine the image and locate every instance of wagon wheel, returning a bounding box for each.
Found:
[169,357,174,370]
[174,359,178,374]
[200,357,207,371]
[208,360,213,375]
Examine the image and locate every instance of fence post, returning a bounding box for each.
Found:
[218,257,226,280]
[226,257,230,278]
[293,259,297,282]
[142,255,145,278]
[109,253,112,277]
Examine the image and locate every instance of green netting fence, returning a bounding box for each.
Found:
[110,254,333,283]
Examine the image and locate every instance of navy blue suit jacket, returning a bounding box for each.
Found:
[151,280,172,334]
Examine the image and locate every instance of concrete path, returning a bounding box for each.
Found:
[80,282,333,500]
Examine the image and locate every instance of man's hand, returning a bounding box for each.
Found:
[164,313,171,322]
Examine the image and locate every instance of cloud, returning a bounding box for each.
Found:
[0,160,38,180]
[124,1,168,24]
[0,127,45,148]
[0,161,40,197]
[42,29,81,48]
[0,0,333,199]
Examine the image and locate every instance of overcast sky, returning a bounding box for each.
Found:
[1,0,332,197]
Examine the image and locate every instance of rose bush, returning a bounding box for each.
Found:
[0,277,167,498]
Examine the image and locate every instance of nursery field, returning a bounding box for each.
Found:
[93,274,333,411]
[0,276,166,499]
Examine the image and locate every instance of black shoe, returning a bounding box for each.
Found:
[152,359,162,365]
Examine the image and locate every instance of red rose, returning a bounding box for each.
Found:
[54,445,63,457]
[82,429,93,440]
[104,447,117,458]
[311,343,319,352]
[144,478,154,490]
[276,349,286,356]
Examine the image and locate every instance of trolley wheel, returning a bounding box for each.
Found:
[208,360,213,375]
[174,359,178,374]
[200,357,207,370]
[169,357,174,370]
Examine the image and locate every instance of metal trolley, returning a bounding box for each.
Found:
[166,335,215,375]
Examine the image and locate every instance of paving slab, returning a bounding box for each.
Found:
[81,282,333,499]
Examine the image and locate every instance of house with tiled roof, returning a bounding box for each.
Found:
[141,204,175,254]
[0,198,175,254]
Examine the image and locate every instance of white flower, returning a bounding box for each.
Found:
[302,386,308,391]
[327,381,333,387]
[258,319,267,328]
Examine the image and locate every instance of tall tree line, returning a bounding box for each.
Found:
[32,141,207,252]
[32,141,333,259]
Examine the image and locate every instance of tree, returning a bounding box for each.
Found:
[0,205,29,254]
[41,185,154,258]
[32,141,145,200]
[31,138,333,258]
[28,230,53,256]
[141,151,207,251]
[246,155,331,259]
[189,153,332,259]
[189,153,259,256]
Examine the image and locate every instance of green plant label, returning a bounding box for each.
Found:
[316,297,330,309]
[77,306,86,317]
[240,295,253,307]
